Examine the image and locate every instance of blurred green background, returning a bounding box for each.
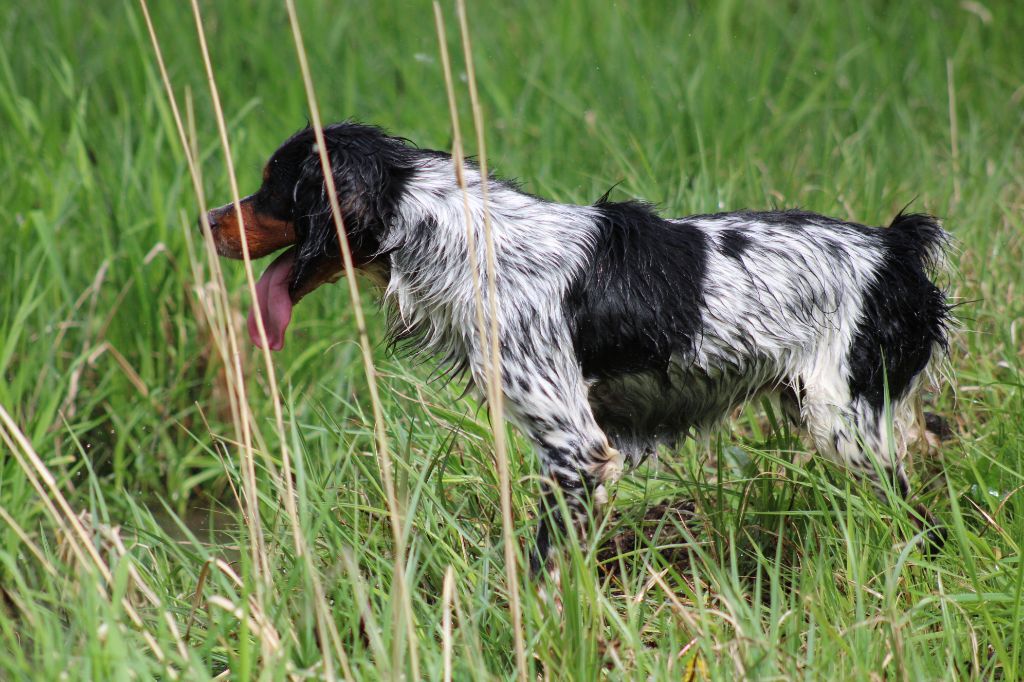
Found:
[1,1,1021,679]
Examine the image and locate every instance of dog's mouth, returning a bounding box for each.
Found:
[206,199,342,351]
[246,248,345,351]
[247,247,297,351]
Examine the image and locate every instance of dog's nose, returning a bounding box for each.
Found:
[200,212,216,232]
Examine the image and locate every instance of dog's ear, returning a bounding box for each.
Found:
[290,156,335,257]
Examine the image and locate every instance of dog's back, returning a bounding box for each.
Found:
[577,207,950,484]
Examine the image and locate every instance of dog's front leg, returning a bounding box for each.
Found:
[470,333,623,575]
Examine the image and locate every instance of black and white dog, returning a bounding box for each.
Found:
[206,122,951,569]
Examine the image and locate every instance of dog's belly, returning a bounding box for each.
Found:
[588,356,780,464]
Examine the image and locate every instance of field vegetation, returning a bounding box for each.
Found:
[1,1,1022,678]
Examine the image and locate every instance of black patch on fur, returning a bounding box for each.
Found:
[847,213,950,409]
[566,200,708,380]
[718,229,751,260]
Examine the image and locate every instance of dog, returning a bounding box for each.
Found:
[205,122,951,571]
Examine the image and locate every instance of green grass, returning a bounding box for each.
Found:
[2,0,1023,679]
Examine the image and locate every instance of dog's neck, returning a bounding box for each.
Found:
[376,154,597,372]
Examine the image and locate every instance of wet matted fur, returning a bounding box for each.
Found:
[206,122,952,570]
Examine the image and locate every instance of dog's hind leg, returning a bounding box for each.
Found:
[801,380,945,550]
[469,332,623,574]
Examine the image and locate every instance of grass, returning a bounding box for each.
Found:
[1,0,1022,678]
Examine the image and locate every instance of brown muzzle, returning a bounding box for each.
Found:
[205,196,296,259]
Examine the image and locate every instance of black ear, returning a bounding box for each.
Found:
[291,157,335,256]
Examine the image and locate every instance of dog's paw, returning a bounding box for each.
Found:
[913,503,948,556]
[595,446,624,484]
[535,562,564,614]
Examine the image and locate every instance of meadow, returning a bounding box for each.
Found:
[1,0,1022,679]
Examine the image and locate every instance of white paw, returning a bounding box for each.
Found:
[598,446,624,483]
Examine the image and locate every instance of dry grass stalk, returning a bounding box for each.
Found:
[283,1,416,677]
[186,0,275,596]
[137,0,271,595]
[433,2,527,677]
[454,3,528,677]
[442,565,455,682]
[140,0,353,675]
[0,404,184,678]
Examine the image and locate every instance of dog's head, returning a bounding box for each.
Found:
[204,122,417,350]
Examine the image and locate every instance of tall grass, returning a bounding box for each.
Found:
[1,0,1022,679]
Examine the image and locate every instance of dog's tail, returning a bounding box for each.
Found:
[888,210,956,412]
[888,211,950,274]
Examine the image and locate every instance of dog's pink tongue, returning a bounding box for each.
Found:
[248,249,296,351]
